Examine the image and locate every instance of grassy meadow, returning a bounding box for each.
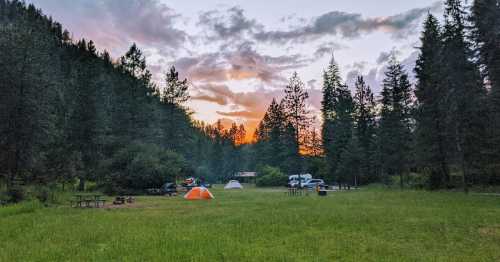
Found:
[1,186,500,261]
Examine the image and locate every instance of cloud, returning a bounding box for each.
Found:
[376,49,405,64]
[216,110,263,120]
[347,50,420,94]
[194,80,324,123]
[198,6,261,41]
[346,67,381,94]
[27,0,187,54]
[191,94,228,105]
[253,1,442,44]
[174,42,309,84]
[314,42,344,59]
[192,84,280,131]
[376,51,392,65]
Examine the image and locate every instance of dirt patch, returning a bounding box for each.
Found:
[479,225,500,238]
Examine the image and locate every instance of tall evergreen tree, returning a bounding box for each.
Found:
[377,55,413,188]
[321,56,354,182]
[282,72,310,173]
[414,14,450,189]
[442,0,487,190]
[254,98,294,172]
[163,66,189,106]
[471,0,500,182]
[352,76,377,183]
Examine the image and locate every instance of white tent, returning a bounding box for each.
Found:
[224,180,243,189]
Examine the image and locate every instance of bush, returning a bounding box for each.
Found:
[256,166,287,187]
[34,187,50,203]
[6,186,25,203]
[100,143,188,194]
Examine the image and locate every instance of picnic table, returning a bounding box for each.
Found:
[71,194,106,208]
[286,187,309,197]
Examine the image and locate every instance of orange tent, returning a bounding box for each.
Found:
[184,187,214,200]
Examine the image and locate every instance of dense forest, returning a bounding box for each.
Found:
[1,0,499,200]
[0,0,250,196]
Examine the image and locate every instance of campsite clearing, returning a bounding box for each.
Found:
[1,187,500,261]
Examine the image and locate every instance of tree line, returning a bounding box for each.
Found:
[1,0,499,198]
[250,0,500,190]
[0,0,246,197]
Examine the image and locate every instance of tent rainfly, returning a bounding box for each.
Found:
[224,180,243,189]
[184,187,214,200]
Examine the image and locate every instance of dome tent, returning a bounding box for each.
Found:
[224,180,243,189]
[184,187,214,200]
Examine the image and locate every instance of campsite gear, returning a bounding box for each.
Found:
[184,187,214,200]
[200,183,212,188]
[162,183,178,196]
[113,196,126,205]
[126,196,135,203]
[182,177,198,191]
[224,180,243,189]
[183,177,196,186]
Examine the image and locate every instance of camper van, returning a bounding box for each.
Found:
[288,174,312,188]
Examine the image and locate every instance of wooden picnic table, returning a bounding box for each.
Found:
[72,194,105,208]
[285,187,309,196]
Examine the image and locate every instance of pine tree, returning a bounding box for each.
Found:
[415,14,450,189]
[471,0,500,182]
[163,66,189,106]
[352,76,377,183]
[304,127,323,157]
[254,98,292,172]
[236,124,246,145]
[0,15,59,188]
[442,0,487,190]
[321,55,353,182]
[377,55,413,188]
[282,72,310,173]
[336,130,361,188]
[118,44,156,141]
[120,43,150,82]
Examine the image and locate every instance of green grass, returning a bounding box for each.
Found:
[1,187,500,261]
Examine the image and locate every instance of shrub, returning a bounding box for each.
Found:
[6,186,25,203]
[100,143,188,194]
[34,187,50,203]
[256,166,287,187]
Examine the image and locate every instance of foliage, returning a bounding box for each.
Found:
[5,186,25,203]
[377,55,413,188]
[256,166,287,187]
[100,143,187,194]
[352,76,377,183]
[1,0,500,195]
[471,0,500,182]
[0,0,243,194]
[414,14,450,190]
[254,99,298,174]
[162,66,190,105]
[321,56,355,183]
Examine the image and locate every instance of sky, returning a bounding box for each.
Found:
[27,0,443,137]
